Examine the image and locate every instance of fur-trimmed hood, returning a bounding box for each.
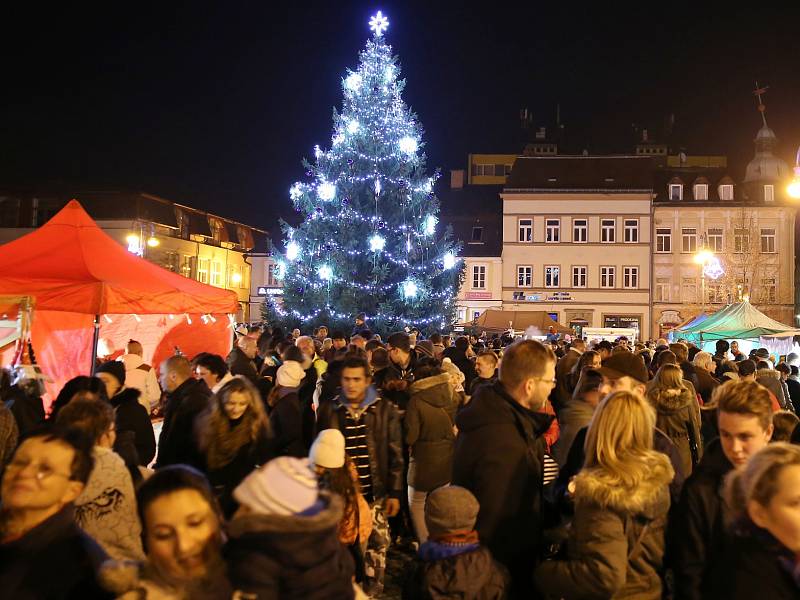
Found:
[575,453,674,517]
[757,368,781,382]
[409,372,453,408]
[647,385,694,413]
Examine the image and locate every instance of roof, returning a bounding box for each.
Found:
[0,200,239,314]
[504,155,656,192]
[439,185,502,257]
[652,166,737,203]
[674,301,800,341]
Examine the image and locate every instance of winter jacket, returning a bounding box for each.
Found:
[786,377,800,411]
[693,368,719,406]
[756,368,789,409]
[554,348,582,409]
[468,375,496,398]
[405,373,457,491]
[119,353,161,411]
[155,377,212,469]
[99,557,233,599]
[0,505,112,599]
[646,385,703,476]
[714,525,800,600]
[75,446,144,561]
[2,385,44,437]
[451,381,553,595]
[299,365,318,450]
[382,351,421,411]
[316,386,404,500]
[110,387,156,466]
[535,453,674,599]
[679,361,701,395]
[225,493,356,600]
[441,347,478,392]
[269,387,306,457]
[402,543,509,600]
[552,396,595,467]
[226,347,259,384]
[669,438,733,600]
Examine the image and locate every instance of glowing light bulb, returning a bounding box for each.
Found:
[374,179,381,195]
[318,181,336,201]
[344,72,362,92]
[286,241,300,261]
[424,214,437,235]
[318,264,333,282]
[369,234,386,252]
[443,252,456,270]
[146,236,159,247]
[788,178,800,199]
[369,11,389,36]
[399,136,417,154]
[231,273,242,284]
[402,279,418,299]
[347,119,360,135]
[289,183,303,201]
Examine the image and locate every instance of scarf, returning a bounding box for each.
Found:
[206,412,256,471]
[418,530,480,562]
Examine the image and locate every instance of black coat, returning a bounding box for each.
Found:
[786,377,800,412]
[226,347,259,384]
[268,389,306,458]
[207,430,273,518]
[442,347,478,392]
[225,493,355,600]
[155,377,211,469]
[2,385,45,437]
[451,381,552,596]
[381,352,420,411]
[669,438,733,600]
[402,546,508,600]
[0,505,111,599]
[316,388,404,501]
[714,527,800,599]
[110,388,156,466]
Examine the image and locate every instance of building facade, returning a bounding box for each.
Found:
[0,190,269,321]
[501,156,655,338]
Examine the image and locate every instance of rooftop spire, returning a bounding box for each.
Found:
[753,81,769,127]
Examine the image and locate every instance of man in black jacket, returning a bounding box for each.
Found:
[452,339,556,599]
[226,336,259,384]
[442,336,478,392]
[669,379,774,600]
[315,355,403,597]
[382,331,420,411]
[156,356,212,469]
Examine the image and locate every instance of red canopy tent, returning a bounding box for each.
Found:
[0,200,239,398]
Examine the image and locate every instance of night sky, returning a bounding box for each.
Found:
[3,3,799,232]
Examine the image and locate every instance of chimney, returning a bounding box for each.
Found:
[642,129,649,142]
[450,169,465,189]
[536,127,546,140]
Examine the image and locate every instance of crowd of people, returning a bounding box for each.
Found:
[1,320,800,598]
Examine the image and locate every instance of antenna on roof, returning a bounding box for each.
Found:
[519,108,533,130]
[753,81,769,126]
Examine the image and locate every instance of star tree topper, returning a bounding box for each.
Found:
[369,11,389,37]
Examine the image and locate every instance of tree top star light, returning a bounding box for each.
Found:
[369,11,389,37]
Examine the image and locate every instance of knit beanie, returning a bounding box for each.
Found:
[233,456,318,516]
[309,429,345,469]
[416,340,435,358]
[425,485,480,538]
[97,360,126,387]
[441,358,465,385]
[276,360,305,388]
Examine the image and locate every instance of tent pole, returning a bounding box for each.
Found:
[90,314,100,374]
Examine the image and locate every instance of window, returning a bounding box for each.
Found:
[760,228,776,253]
[229,265,241,287]
[210,261,222,286]
[655,278,671,302]
[545,265,560,288]
[681,228,697,253]
[761,278,777,303]
[545,219,560,242]
[600,266,616,288]
[764,184,774,203]
[572,219,588,243]
[197,259,210,283]
[707,227,723,252]
[180,255,194,278]
[624,219,639,243]
[601,219,615,243]
[504,164,512,175]
[707,284,726,304]
[457,308,466,322]
[572,266,587,288]
[656,228,672,253]
[472,265,486,289]
[682,277,697,302]
[694,184,708,200]
[518,219,532,242]
[471,226,483,242]
[266,264,278,286]
[669,184,683,201]
[517,266,532,287]
[623,266,639,289]
[719,184,734,201]
[734,228,750,253]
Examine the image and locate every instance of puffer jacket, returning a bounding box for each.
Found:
[225,493,356,600]
[757,369,790,410]
[534,453,674,599]
[402,544,508,600]
[647,385,703,476]
[316,386,404,501]
[405,373,457,491]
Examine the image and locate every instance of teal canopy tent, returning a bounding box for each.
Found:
[674,301,800,343]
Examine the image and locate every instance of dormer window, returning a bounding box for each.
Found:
[719,184,734,201]
[764,184,774,202]
[471,226,484,242]
[669,184,683,201]
[694,184,708,200]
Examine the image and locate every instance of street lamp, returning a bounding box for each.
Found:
[788,146,800,199]
[694,247,715,312]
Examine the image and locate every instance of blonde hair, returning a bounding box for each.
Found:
[650,363,686,392]
[583,391,662,491]
[724,443,800,523]
[714,379,773,431]
[693,351,713,372]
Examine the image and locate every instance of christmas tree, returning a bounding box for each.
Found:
[267,11,462,335]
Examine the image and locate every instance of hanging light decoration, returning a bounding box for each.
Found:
[318,181,337,201]
[286,241,300,261]
[424,214,437,235]
[344,72,362,92]
[398,136,418,154]
[318,264,333,282]
[401,278,419,300]
[369,233,386,252]
[443,251,457,270]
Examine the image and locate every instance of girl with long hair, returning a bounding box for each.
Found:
[646,363,703,476]
[535,391,675,599]
[197,377,272,517]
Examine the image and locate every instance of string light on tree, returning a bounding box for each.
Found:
[369,233,386,252]
[346,119,360,135]
[424,214,437,235]
[286,241,300,261]
[401,278,419,300]
[289,183,303,201]
[317,181,337,201]
[399,136,418,154]
[344,72,362,92]
[318,264,333,282]
[443,251,457,270]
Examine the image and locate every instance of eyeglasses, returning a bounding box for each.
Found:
[533,376,557,385]
[6,459,72,481]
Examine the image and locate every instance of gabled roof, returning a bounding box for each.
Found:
[439,185,502,258]
[504,155,656,192]
[653,167,738,203]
